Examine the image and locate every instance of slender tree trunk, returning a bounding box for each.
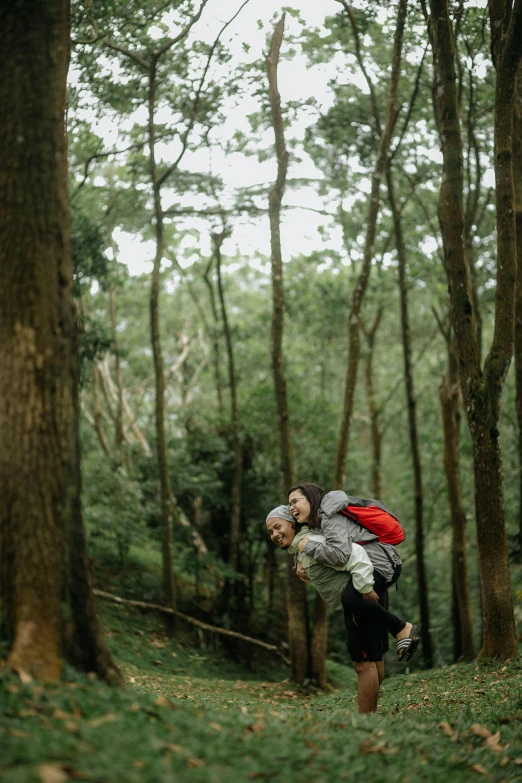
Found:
[96,355,151,457]
[148,62,176,629]
[266,15,313,684]
[266,544,277,617]
[363,311,383,498]
[310,595,328,689]
[465,241,482,365]
[463,62,485,365]
[109,283,130,471]
[214,232,243,603]
[91,364,113,460]
[203,260,225,417]
[428,0,520,658]
[439,345,474,662]
[0,0,121,684]
[387,169,433,668]
[333,0,408,489]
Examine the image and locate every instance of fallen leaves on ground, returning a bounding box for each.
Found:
[38,764,69,783]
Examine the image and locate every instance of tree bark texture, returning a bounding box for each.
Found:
[332,0,408,489]
[149,62,177,626]
[0,0,121,683]
[513,69,522,546]
[387,169,434,668]
[429,0,520,658]
[463,83,484,364]
[439,348,475,662]
[266,15,314,685]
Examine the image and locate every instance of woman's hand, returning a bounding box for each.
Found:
[362,590,379,601]
[296,562,310,583]
[297,536,309,553]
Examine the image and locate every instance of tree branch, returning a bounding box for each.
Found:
[93,589,289,662]
[151,0,210,61]
[103,39,150,71]
[157,0,252,189]
[337,0,382,134]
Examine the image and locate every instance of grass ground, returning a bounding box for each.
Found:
[1,599,522,783]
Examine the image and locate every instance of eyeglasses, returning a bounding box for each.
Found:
[289,496,306,508]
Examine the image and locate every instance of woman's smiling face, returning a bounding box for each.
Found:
[288,490,311,525]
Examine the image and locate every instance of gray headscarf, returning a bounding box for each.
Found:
[265,505,294,523]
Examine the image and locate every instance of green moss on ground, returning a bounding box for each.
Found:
[1,602,521,782]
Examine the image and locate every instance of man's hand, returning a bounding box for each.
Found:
[297,536,309,553]
[296,562,310,583]
[362,590,379,601]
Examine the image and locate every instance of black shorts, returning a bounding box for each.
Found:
[344,581,390,663]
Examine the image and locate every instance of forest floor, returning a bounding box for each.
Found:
[1,598,522,783]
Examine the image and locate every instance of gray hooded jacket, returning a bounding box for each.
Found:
[302,490,401,584]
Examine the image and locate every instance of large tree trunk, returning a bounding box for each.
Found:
[428,0,520,658]
[0,0,121,684]
[439,342,474,661]
[149,62,176,629]
[387,169,433,668]
[513,69,522,547]
[266,15,314,685]
[332,0,408,489]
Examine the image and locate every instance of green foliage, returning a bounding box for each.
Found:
[83,453,146,563]
[71,207,110,296]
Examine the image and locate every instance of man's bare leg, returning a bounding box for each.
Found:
[376,659,385,686]
[353,661,380,713]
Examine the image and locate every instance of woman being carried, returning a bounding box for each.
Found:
[288,482,419,663]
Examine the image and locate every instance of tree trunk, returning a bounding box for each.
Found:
[266,15,313,685]
[214,231,245,621]
[362,311,383,498]
[387,168,433,668]
[149,62,176,630]
[203,258,225,417]
[265,544,277,617]
[214,233,243,576]
[0,0,121,684]
[91,364,113,460]
[109,283,130,471]
[310,594,328,689]
[439,337,474,661]
[513,69,522,547]
[428,0,520,658]
[333,0,408,489]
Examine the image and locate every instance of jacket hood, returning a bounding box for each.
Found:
[320,490,349,518]
[287,525,310,554]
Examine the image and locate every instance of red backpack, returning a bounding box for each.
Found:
[339,496,405,546]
